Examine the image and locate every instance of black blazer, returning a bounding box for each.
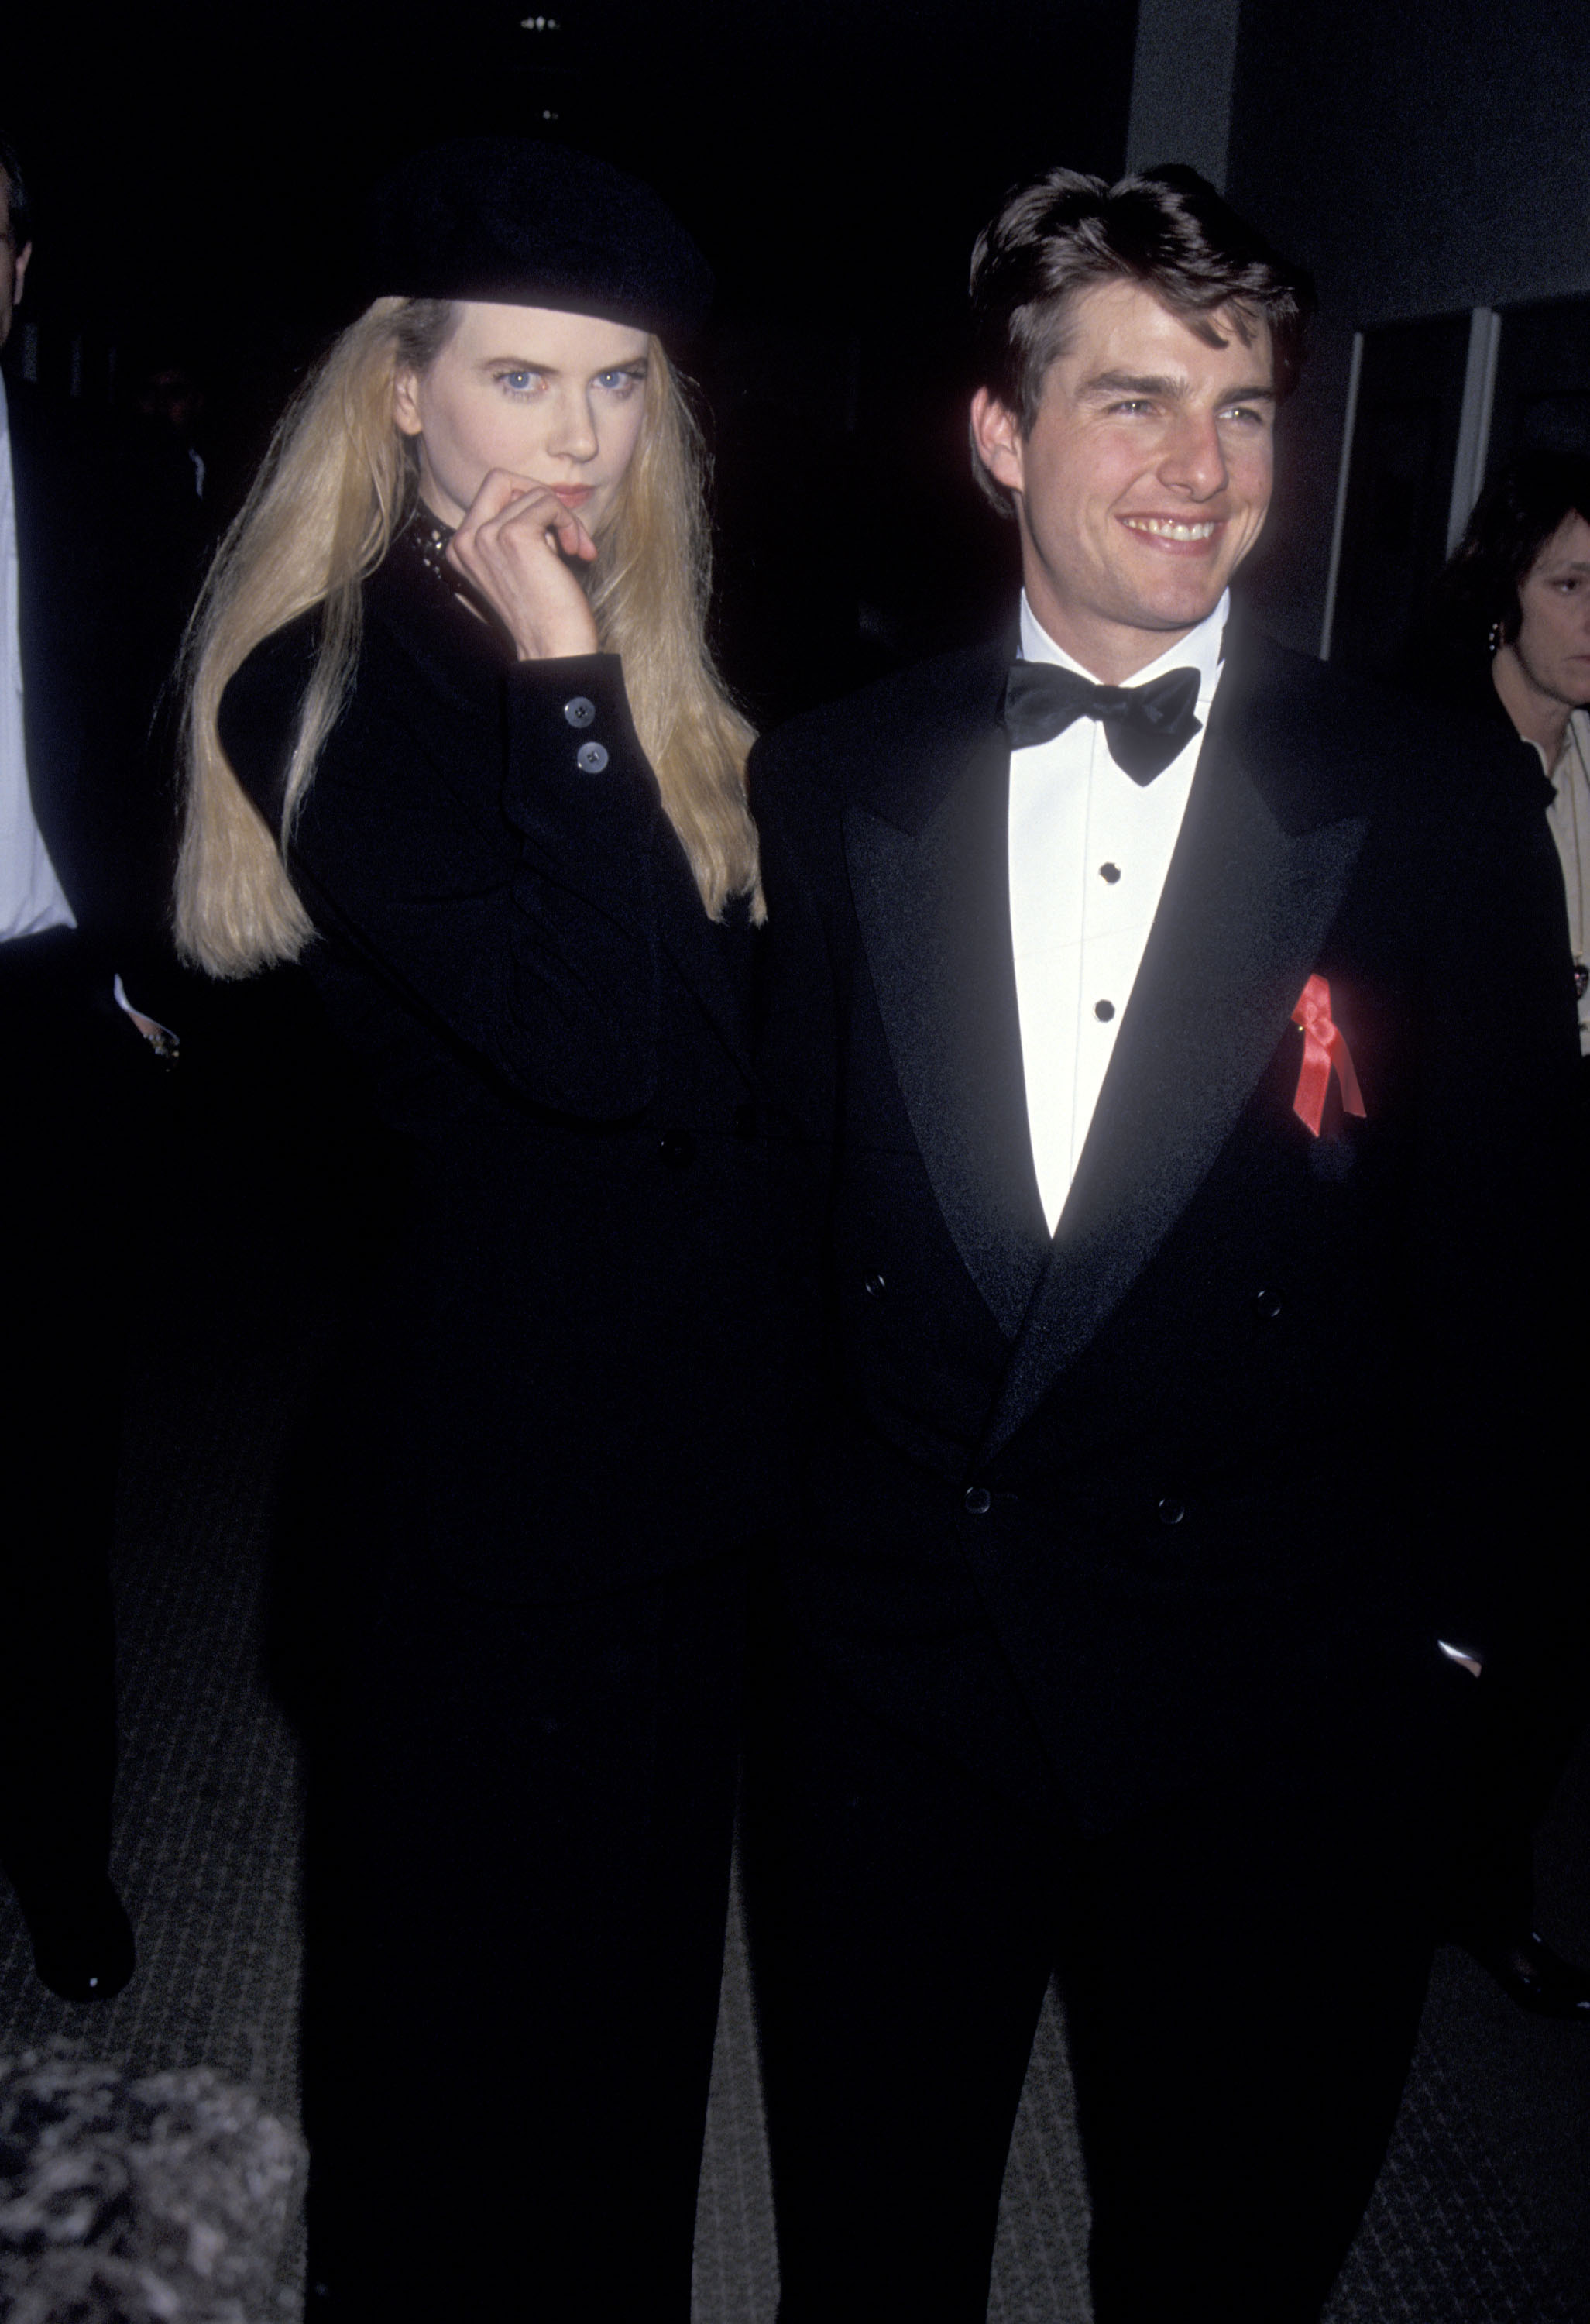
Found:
[8,376,187,973]
[220,535,818,1603]
[752,621,1582,1831]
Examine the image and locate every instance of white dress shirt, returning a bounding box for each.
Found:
[1008,590,1229,1231]
[0,373,77,943]
[1543,708,1590,1057]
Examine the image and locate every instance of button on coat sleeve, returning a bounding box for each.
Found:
[287,648,664,1119]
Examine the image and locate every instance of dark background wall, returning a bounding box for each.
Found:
[5,0,1136,723]
[1231,0,1590,325]
[1221,0,1590,653]
[10,0,1590,687]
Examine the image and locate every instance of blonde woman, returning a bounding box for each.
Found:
[179,140,814,2322]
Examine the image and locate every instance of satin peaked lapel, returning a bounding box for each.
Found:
[980,717,1369,1461]
[845,731,1050,1339]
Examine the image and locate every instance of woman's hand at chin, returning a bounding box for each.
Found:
[445,469,602,661]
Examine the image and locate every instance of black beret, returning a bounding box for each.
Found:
[362,137,713,344]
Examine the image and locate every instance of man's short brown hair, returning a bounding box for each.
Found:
[968,164,1313,515]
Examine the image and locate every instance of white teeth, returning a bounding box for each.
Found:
[1125,517,1217,540]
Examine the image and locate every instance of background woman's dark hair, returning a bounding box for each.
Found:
[968,163,1314,515]
[0,133,33,249]
[1437,449,1590,662]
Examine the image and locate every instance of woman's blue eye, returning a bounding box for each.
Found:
[493,363,641,397]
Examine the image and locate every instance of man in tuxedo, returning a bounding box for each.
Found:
[745,167,1580,2322]
[0,133,184,2001]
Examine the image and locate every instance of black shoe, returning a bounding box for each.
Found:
[1471,1929,1590,2021]
[26,1875,136,2003]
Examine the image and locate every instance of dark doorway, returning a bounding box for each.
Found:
[1326,314,1470,675]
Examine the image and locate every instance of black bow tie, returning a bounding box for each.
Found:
[1001,660,1203,784]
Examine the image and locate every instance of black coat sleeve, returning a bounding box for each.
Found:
[223,633,666,1120]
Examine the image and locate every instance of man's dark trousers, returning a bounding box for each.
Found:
[0,376,189,1947]
[0,930,153,1920]
[747,1628,1458,2324]
[745,624,1581,2321]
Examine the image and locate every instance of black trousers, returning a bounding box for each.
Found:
[304,1549,749,2322]
[0,930,149,1920]
[743,1633,1445,2324]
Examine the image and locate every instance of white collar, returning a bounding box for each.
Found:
[1018,588,1229,705]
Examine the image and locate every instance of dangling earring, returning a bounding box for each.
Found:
[1488,620,1506,656]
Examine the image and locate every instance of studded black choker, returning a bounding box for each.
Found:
[408,507,457,583]
[399,504,519,655]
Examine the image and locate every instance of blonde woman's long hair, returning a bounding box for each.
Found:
[176,297,759,977]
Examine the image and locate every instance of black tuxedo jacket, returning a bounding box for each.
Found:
[6,376,188,976]
[753,621,1581,1832]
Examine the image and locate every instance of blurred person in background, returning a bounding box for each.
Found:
[1416,450,1590,2021]
[131,346,208,500]
[1430,451,1590,1076]
[125,338,214,595]
[0,130,188,2006]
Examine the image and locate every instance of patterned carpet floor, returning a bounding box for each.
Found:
[2,1074,1586,2322]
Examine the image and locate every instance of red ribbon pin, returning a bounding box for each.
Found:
[1290,975,1365,1137]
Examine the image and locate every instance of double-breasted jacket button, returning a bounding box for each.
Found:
[1253,1287,1283,1321]
[576,741,610,774]
[864,1271,886,1298]
[563,695,596,727]
[1156,1496,1186,1526]
[964,1485,992,1515]
[658,1128,695,1167]
[733,1101,759,1138]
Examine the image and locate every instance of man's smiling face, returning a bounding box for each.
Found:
[970,276,1276,682]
